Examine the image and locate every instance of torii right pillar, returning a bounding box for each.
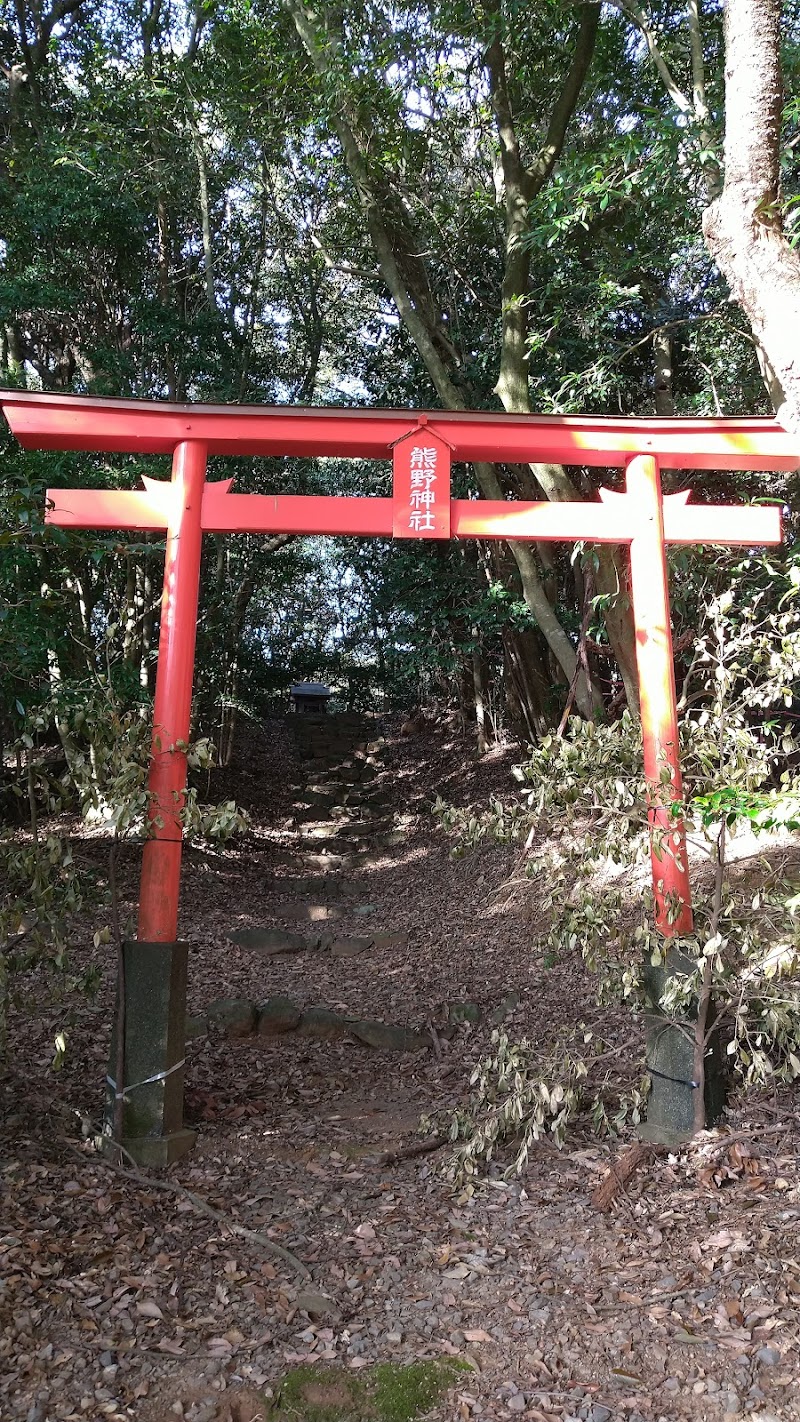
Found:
[627,454,717,1142]
[628,454,693,937]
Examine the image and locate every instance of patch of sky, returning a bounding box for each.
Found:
[336,374,372,401]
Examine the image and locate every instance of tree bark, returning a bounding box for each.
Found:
[221,568,258,764]
[503,625,551,741]
[138,554,155,691]
[189,117,216,309]
[123,556,138,665]
[703,0,800,428]
[653,328,675,417]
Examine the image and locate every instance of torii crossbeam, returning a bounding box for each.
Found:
[2,392,792,1162]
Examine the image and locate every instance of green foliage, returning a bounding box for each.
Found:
[0,679,247,1068]
[451,1030,587,1172]
[1,0,784,750]
[448,1028,650,1188]
[3,0,800,1095]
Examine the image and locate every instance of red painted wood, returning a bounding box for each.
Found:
[392,426,451,538]
[137,441,207,943]
[627,455,693,936]
[44,480,175,530]
[599,487,782,546]
[17,388,799,1163]
[661,500,782,545]
[8,391,800,469]
[200,484,394,535]
[45,483,783,547]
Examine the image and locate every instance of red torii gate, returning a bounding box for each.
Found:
[2,392,793,1161]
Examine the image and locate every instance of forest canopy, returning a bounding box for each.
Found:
[1,0,799,743]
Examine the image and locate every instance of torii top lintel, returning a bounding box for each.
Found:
[3,391,799,469]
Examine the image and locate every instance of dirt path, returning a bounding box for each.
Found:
[2,717,800,1422]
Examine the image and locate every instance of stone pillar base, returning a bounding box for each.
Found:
[105,940,194,1166]
[105,1128,196,1168]
[641,1010,698,1145]
[641,948,726,1146]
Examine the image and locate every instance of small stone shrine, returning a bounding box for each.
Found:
[290,682,332,714]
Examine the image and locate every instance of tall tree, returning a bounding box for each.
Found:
[703,0,800,428]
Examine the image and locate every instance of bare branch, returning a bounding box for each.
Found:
[606,0,692,114]
[527,4,600,197]
[27,0,86,69]
[63,1141,310,1278]
[483,1,597,443]
[283,0,598,713]
[687,0,708,121]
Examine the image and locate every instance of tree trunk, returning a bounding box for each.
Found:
[471,631,491,754]
[702,0,800,428]
[503,626,551,742]
[653,328,675,417]
[123,556,138,665]
[592,554,639,715]
[484,1,639,716]
[142,0,180,400]
[190,117,216,308]
[139,555,155,691]
[220,568,258,765]
[44,626,88,797]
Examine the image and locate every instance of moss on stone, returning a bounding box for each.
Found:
[270,1359,467,1422]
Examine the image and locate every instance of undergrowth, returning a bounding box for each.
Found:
[434,558,800,1183]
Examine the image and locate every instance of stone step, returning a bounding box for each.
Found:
[293,804,349,824]
[371,930,409,950]
[301,836,369,853]
[299,846,398,869]
[325,929,408,954]
[301,851,353,870]
[228,927,313,954]
[373,830,408,847]
[274,874,345,895]
[258,996,302,1035]
[327,935,373,958]
[301,789,340,808]
[294,737,356,752]
[273,903,344,922]
[205,988,432,1053]
[293,727,331,741]
[335,819,394,840]
[293,720,367,734]
[299,821,345,839]
[337,767,377,785]
[225,924,410,961]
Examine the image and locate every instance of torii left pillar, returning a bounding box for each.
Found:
[107,441,206,1165]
